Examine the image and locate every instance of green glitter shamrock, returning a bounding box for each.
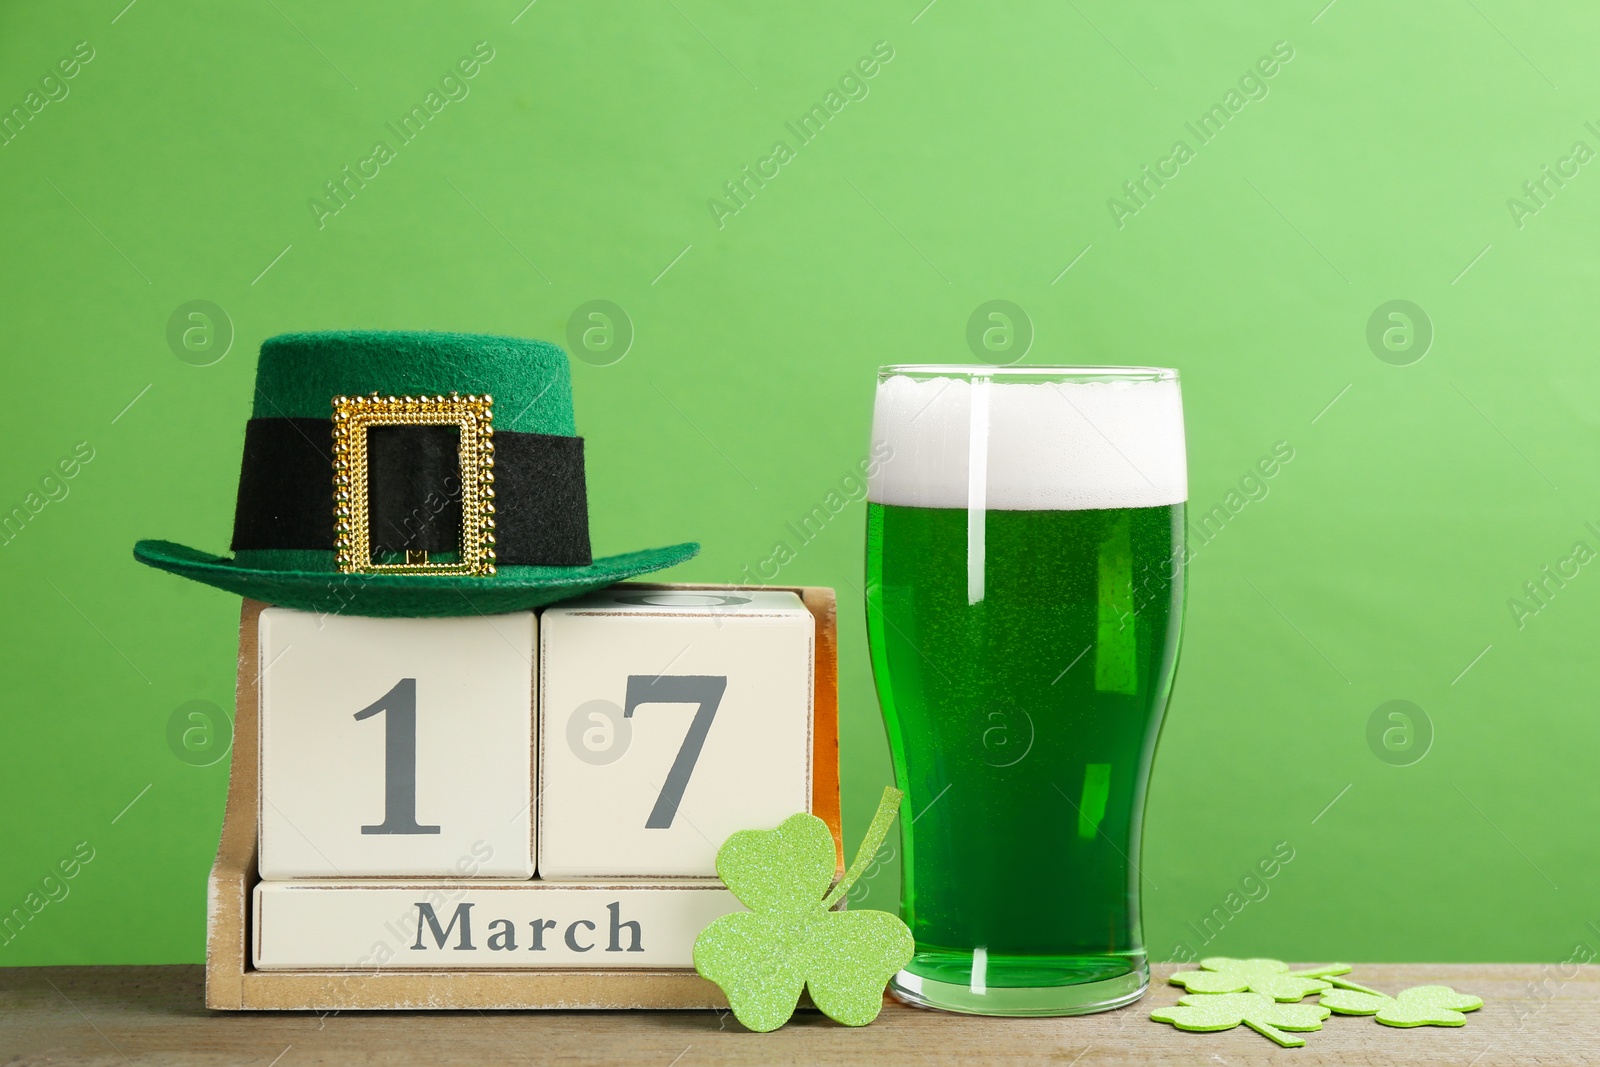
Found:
[1320,979,1484,1027]
[693,786,914,1032]
[1152,991,1332,1047]
[1170,957,1352,1001]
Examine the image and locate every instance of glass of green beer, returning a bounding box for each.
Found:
[865,365,1186,1016]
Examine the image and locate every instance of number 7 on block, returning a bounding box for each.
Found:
[625,675,726,829]
[538,589,815,878]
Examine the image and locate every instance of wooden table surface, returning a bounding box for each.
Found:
[1,964,1592,1065]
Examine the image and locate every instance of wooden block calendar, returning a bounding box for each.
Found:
[206,583,841,1011]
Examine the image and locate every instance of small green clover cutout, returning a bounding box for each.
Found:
[1320,979,1484,1027]
[693,786,914,1032]
[1151,992,1332,1047]
[1170,957,1353,1001]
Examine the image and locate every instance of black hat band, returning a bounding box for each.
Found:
[230,417,592,567]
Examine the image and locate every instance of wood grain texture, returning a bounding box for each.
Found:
[205,598,266,1010]
[2,964,1592,1066]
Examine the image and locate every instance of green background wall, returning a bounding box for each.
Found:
[2,0,1596,967]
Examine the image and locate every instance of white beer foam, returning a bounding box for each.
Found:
[869,373,1188,510]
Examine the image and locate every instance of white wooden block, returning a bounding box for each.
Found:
[258,607,536,879]
[538,589,813,878]
[252,880,742,969]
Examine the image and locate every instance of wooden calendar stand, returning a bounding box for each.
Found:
[206,584,840,1011]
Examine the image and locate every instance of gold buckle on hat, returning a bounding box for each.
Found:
[331,392,497,576]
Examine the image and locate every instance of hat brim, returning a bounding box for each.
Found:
[133,539,701,618]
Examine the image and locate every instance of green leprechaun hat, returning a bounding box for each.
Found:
[134,330,698,617]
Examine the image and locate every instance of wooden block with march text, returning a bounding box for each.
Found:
[538,589,814,878]
[257,607,536,879]
[253,880,742,970]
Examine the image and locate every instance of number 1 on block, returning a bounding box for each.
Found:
[257,608,536,879]
[354,678,441,836]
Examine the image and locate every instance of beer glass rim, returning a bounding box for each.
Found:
[879,364,1177,383]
